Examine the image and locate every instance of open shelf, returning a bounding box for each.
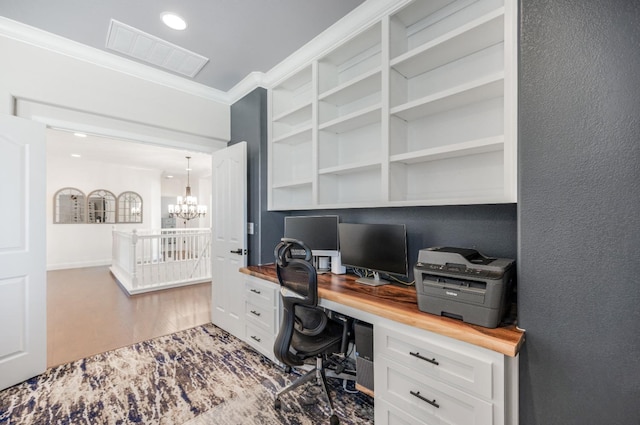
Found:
[319,159,381,176]
[271,178,313,190]
[390,0,458,33]
[271,183,313,211]
[319,68,382,106]
[272,102,312,126]
[318,22,381,94]
[272,125,312,145]
[271,65,313,120]
[318,165,382,206]
[319,103,381,134]
[390,136,504,164]
[389,149,506,203]
[391,73,504,121]
[391,9,505,79]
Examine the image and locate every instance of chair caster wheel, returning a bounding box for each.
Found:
[330,414,339,425]
[274,398,281,409]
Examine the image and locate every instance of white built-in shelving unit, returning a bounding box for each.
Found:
[270,64,314,209]
[268,0,517,210]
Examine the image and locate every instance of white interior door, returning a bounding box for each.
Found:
[0,114,47,390]
[211,142,247,338]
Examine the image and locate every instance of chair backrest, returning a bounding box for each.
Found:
[273,238,328,366]
[274,238,317,305]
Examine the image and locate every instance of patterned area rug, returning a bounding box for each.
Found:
[0,324,373,425]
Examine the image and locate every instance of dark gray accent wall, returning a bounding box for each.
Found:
[230,88,285,266]
[286,205,517,281]
[519,1,640,424]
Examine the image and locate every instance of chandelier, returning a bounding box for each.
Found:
[168,156,207,222]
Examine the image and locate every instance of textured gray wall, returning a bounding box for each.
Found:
[519,1,640,423]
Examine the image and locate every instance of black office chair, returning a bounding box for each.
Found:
[273,238,352,425]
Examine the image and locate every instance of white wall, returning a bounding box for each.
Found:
[0,22,224,269]
[46,154,162,270]
[0,22,230,148]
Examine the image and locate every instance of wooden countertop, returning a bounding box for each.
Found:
[241,264,524,357]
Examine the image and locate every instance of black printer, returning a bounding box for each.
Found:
[414,247,515,328]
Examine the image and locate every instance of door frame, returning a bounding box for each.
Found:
[12,101,226,374]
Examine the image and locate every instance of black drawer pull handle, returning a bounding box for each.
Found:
[250,289,261,294]
[250,310,261,317]
[410,390,439,408]
[251,335,261,342]
[409,351,439,365]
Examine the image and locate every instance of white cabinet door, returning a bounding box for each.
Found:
[211,142,247,338]
[0,114,46,390]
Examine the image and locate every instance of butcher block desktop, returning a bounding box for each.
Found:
[240,264,524,357]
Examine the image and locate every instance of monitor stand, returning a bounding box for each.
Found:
[314,256,331,274]
[355,272,390,287]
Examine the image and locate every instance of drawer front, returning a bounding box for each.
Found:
[375,398,428,425]
[245,300,277,334]
[376,324,495,399]
[377,357,493,425]
[245,277,277,309]
[245,322,275,359]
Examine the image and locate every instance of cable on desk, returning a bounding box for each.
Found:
[347,267,415,286]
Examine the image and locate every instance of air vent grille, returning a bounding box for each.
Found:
[106,19,208,78]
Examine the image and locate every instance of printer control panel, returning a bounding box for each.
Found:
[415,262,504,280]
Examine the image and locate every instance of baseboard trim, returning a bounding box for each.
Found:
[47,260,111,271]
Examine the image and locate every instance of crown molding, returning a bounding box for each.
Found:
[0,0,410,106]
[0,16,231,104]
[261,0,409,88]
[226,71,268,104]
[224,0,409,101]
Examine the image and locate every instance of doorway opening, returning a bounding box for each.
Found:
[45,127,214,367]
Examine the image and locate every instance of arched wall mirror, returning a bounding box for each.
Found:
[117,191,143,223]
[54,187,86,223]
[87,189,116,224]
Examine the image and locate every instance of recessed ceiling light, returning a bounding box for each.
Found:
[166,175,174,179]
[161,12,187,30]
[73,132,87,138]
[71,154,81,158]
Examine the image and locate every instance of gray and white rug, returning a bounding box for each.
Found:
[0,324,373,424]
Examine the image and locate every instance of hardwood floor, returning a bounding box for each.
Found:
[47,266,211,368]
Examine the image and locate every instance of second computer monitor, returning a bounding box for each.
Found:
[338,222,408,285]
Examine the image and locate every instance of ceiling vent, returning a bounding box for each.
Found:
[106,19,208,78]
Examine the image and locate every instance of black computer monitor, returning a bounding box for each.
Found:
[284,215,339,257]
[338,222,408,286]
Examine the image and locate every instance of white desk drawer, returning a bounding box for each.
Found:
[245,322,274,359]
[245,276,277,309]
[376,323,495,399]
[377,357,493,425]
[246,300,277,333]
[375,398,429,425]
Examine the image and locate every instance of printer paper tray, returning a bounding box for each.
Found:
[421,274,486,304]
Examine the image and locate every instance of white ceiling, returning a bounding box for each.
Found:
[3,1,366,175]
[0,0,365,92]
[47,128,213,179]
